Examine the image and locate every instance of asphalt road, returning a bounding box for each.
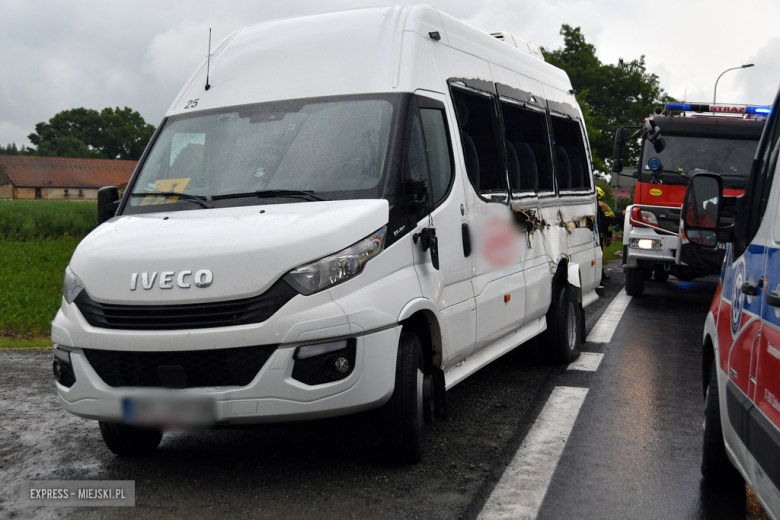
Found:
[0,259,772,519]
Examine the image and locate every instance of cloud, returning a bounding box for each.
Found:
[732,37,780,106]
[1,0,779,148]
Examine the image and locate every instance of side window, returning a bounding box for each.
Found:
[499,101,554,193]
[407,114,428,183]
[760,113,780,231]
[419,108,454,205]
[550,116,591,192]
[450,88,507,196]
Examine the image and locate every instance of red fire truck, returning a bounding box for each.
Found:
[612,103,768,295]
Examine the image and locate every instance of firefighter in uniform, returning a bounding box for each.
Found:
[597,187,616,280]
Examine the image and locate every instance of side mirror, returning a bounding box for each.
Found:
[682,174,722,248]
[97,186,120,225]
[612,128,628,170]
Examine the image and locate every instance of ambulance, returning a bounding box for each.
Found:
[613,103,766,295]
[684,87,780,515]
[50,5,602,463]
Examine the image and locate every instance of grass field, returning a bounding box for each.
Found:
[0,199,97,240]
[0,239,80,340]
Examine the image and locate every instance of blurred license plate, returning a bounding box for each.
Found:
[122,396,216,427]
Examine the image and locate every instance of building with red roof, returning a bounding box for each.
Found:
[0,156,136,200]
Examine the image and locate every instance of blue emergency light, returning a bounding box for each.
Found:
[748,106,772,115]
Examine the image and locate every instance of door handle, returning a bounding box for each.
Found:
[462,223,472,257]
[741,282,758,296]
[741,278,763,296]
[768,291,780,308]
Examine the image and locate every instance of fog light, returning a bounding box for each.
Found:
[334,357,350,374]
[53,360,63,383]
[629,238,661,251]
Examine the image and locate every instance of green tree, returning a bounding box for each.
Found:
[0,143,19,155]
[27,107,155,160]
[543,25,674,168]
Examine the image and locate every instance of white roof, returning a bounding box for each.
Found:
[167,5,575,117]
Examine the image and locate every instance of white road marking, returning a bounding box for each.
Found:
[586,292,632,343]
[478,386,589,520]
[566,352,604,372]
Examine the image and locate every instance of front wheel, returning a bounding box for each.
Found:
[625,267,645,296]
[542,285,581,364]
[701,363,742,485]
[381,332,427,464]
[99,422,163,456]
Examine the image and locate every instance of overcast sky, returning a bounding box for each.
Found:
[1,0,778,148]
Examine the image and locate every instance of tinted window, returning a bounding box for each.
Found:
[419,108,454,205]
[500,101,553,193]
[451,88,507,195]
[550,116,591,192]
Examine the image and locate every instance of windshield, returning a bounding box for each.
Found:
[124,95,396,213]
[640,135,758,186]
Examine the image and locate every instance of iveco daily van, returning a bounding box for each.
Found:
[51,5,602,463]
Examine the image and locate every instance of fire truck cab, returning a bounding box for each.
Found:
[683,90,780,515]
[613,103,767,296]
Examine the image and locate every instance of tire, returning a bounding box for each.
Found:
[653,267,669,283]
[643,268,653,281]
[542,285,581,364]
[675,273,697,282]
[701,363,742,485]
[381,332,427,464]
[625,267,645,296]
[99,422,163,456]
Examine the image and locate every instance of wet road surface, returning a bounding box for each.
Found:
[0,261,772,519]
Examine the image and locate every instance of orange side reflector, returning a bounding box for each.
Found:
[591,260,596,266]
[504,294,510,302]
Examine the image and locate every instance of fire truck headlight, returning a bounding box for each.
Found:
[629,238,662,251]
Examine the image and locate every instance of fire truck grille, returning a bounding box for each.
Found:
[83,345,278,388]
[74,279,297,331]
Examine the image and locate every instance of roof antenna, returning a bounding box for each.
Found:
[205,28,212,91]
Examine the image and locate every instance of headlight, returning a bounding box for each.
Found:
[63,265,85,304]
[283,226,386,295]
[629,238,662,251]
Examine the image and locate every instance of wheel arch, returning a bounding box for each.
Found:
[398,300,443,371]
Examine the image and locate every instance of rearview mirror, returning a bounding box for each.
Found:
[682,174,722,248]
[611,128,628,173]
[653,137,666,153]
[97,186,120,225]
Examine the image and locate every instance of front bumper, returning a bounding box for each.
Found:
[56,325,401,425]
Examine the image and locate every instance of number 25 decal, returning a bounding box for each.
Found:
[184,99,199,109]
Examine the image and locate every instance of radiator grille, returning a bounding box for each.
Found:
[75,279,297,330]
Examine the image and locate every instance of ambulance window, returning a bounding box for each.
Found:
[550,116,591,192]
[751,107,780,241]
[450,88,507,196]
[499,101,553,193]
[419,108,453,205]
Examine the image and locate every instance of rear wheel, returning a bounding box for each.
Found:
[99,422,163,456]
[381,332,427,464]
[625,267,645,296]
[701,363,742,485]
[653,267,669,283]
[542,285,581,364]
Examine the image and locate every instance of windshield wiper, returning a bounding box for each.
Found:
[211,189,328,202]
[129,192,213,209]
